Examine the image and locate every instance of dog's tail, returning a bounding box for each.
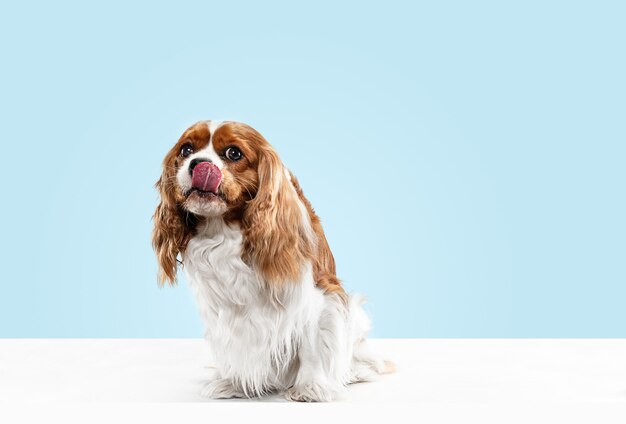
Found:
[348,294,396,382]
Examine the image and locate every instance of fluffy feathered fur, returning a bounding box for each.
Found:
[152,120,390,401]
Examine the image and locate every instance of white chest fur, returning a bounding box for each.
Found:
[182,219,326,395]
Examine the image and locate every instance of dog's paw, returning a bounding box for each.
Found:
[201,378,245,399]
[285,381,337,402]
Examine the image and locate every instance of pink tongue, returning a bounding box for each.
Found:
[191,162,222,193]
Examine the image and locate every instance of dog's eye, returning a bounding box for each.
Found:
[180,144,194,158]
[225,147,243,161]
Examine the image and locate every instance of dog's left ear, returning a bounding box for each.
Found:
[242,146,315,287]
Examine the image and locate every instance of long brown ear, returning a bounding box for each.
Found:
[152,172,194,286]
[242,147,315,286]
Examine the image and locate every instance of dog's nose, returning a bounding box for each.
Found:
[189,158,212,174]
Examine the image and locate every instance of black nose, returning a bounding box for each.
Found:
[189,158,212,174]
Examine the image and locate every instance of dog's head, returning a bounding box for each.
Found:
[152,121,316,287]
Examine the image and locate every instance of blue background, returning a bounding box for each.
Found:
[0,1,624,337]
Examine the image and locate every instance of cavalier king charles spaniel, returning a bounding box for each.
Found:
[152,120,391,401]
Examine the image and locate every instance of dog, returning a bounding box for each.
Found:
[152,120,391,401]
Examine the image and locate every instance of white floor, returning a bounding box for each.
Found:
[2,339,626,422]
[1,338,626,403]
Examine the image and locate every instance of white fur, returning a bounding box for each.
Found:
[183,218,386,401]
[207,120,223,139]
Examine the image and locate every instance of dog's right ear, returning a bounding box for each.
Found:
[152,163,194,286]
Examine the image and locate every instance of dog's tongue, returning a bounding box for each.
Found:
[191,162,222,193]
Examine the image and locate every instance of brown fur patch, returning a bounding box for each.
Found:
[237,129,314,287]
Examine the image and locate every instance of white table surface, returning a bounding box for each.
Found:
[1,339,626,422]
